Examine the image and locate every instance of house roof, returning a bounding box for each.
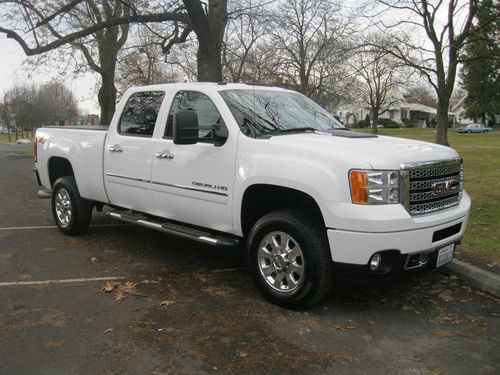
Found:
[405,102,456,116]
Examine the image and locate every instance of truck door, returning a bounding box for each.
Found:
[150,90,237,233]
[104,90,165,213]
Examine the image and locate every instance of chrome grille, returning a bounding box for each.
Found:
[401,159,463,215]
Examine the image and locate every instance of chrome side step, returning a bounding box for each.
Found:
[37,190,52,199]
[107,211,240,248]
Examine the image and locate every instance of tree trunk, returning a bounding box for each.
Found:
[98,73,117,125]
[435,103,450,146]
[371,112,379,134]
[197,44,223,82]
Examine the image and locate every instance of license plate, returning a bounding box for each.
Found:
[436,244,455,268]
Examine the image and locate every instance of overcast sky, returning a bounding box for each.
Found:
[0,36,100,113]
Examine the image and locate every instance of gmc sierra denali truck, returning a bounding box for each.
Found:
[33,83,471,308]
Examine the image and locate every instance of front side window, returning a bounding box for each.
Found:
[119,91,165,137]
[165,91,224,139]
[219,89,345,138]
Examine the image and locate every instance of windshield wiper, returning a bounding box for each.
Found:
[258,127,317,138]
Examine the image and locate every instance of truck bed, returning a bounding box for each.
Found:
[35,127,109,203]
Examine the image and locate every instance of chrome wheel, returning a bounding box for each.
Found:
[55,188,72,228]
[257,231,305,293]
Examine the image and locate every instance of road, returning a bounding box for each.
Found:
[0,143,498,375]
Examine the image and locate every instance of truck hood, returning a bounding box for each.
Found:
[265,131,460,170]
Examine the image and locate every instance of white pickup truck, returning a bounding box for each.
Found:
[34,83,471,307]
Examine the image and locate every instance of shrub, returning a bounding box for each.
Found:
[364,114,371,127]
[403,120,418,128]
[377,118,400,128]
[358,119,367,128]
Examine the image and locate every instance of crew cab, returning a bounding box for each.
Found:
[33,83,471,308]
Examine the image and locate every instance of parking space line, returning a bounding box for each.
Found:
[0,276,125,287]
[0,224,130,231]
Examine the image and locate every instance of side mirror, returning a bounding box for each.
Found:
[173,110,199,145]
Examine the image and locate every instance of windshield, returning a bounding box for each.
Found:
[218,89,345,138]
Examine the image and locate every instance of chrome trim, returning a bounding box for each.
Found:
[108,144,123,153]
[151,180,228,197]
[37,189,52,199]
[107,212,228,246]
[106,172,151,184]
[400,157,462,170]
[105,173,229,197]
[404,250,433,270]
[400,158,463,216]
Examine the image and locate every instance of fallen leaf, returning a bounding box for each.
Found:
[333,325,357,332]
[114,291,126,302]
[431,328,455,337]
[102,282,117,292]
[160,300,175,306]
[121,281,137,294]
[239,351,248,357]
[90,257,98,262]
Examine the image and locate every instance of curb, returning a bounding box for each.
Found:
[444,259,500,298]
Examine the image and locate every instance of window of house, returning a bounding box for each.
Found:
[164,91,224,140]
[118,91,165,137]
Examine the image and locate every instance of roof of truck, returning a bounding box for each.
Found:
[125,82,293,94]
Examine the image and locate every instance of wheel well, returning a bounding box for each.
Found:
[241,184,325,237]
[48,157,74,187]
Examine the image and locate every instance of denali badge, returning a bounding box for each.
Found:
[432,180,459,196]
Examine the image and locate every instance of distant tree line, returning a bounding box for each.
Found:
[1,82,79,142]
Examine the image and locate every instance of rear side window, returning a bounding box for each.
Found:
[118,91,165,137]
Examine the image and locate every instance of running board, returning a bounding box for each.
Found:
[107,211,239,248]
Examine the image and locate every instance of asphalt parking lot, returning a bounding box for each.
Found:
[0,143,499,375]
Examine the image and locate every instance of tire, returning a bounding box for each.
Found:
[247,209,333,308]
[467,130,472,134]
[52,176,92,235]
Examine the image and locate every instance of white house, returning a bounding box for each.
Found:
[337,100,457,128]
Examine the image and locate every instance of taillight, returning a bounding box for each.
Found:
[34,136,45,163]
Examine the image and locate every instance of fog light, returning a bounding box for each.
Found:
[369,254,382,271]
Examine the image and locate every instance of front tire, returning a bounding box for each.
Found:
[52,176,92,235]
[247,209,333,308]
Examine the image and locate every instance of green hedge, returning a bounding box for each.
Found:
[403,120,418,128]
[377,118,400,128]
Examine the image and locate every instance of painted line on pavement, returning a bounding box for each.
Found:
[0,224,130,231]
[0,276,125,287]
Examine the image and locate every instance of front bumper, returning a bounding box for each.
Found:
[326,192,470,277]
[327,214,468,265]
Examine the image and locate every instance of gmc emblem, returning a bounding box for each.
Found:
[432,180,459,196]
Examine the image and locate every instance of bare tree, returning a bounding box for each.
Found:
[365,0,478,145]
[405,85,437,107]
[222,0,271,82]
[270,0,353,98]
[352,36,407,133]
[3,82,79,139]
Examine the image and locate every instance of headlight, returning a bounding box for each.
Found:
[349,170,399,204]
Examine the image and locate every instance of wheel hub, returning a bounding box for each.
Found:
[272,252,290,271]
[257,231,305,293]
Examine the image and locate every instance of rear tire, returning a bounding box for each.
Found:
[247,209,333,308]
[52,176,92,235]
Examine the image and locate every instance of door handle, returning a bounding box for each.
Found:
[108,144,123,153]
[154,150,174,159]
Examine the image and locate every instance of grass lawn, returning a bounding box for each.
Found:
[0,133,13,144]
[0,133,34,144]
[360,128,500,266]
